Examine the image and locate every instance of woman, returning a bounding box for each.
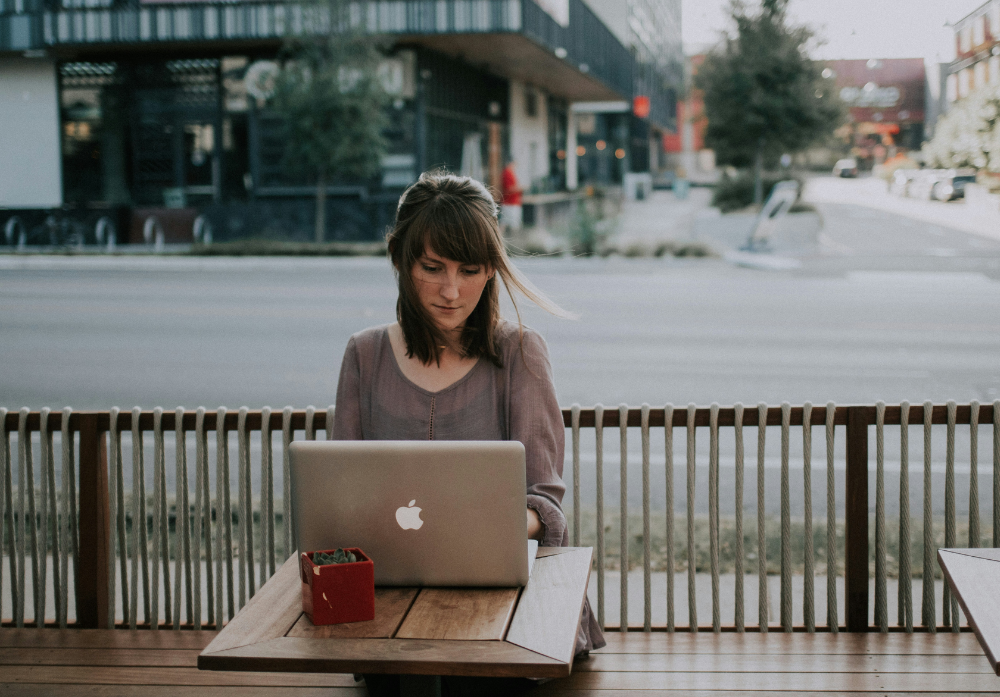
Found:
[332,172,604,696]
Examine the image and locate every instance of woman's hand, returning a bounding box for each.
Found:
[527,507,543,541]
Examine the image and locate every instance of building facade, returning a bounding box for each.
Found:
[947,0,1000,106]
[568,0,682,189]
[0,0,678,242]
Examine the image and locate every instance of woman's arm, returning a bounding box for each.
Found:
[332,336,363,440]
[509,328,568,547]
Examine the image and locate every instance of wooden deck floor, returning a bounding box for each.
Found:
[1,628,998,695]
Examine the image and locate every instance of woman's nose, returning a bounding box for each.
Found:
[439,275,460,300]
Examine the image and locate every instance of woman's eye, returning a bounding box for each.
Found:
[461,267,481,275]
[421,265,440,273]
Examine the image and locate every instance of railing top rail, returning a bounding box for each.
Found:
[562,403,998,428]
[4,402,998,432]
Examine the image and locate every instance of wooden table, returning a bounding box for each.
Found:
[938,547,1000,676]
[199,547,592,694]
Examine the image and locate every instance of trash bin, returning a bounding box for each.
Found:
[673,178,690,200]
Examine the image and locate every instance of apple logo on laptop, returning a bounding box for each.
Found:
[396,500,424,530]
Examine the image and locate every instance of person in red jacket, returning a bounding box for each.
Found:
[500,161,523,233]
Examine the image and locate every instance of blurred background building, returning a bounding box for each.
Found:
[822,58,926,170]
[0,0,682,243]
[945,0,1000,105]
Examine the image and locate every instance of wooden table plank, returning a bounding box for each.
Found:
[286,588,418,640]
[0,628,216,650]
[202,556,302,656]
[576,652,994,674]
[939,549,1000,675]
[395,588,520,641]
[595,632,988,655]
[0,666,356,687]
[200,636,570,679]
[506,547,592,665]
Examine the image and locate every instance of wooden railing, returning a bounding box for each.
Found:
[1,402,997,632]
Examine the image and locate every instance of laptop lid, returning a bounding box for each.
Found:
[290,440,529,587]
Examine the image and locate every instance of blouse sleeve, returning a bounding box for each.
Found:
[509,328,568,548]
[332,336,364,440]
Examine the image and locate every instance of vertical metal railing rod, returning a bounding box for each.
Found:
[944,401,958,632]
[898,402,912,632]
[175,407,192,629]
[921,401,935,632]
[733,403,745,633]
[571,405,581,547]
[780,402,791,632]
[59,407,75,628]
[618,404,628,632]
[664,404,675,633]
[708,403,720,633]
[150,408,165,630]
[0,409,12,627]
[756,403,767,633]
[968,401,980,549]
[874,402,887,633]
[640,404,651,632]
[801,403,814,632]
[685,403,697,633]
[594,404,604,629]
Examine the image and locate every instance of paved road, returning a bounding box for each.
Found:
[2,178,999,514]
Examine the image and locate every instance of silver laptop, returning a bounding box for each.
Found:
[290,440,531,587]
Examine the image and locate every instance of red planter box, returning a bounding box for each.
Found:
[300,548,375,626]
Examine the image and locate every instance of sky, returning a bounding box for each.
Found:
[682,0,988,63]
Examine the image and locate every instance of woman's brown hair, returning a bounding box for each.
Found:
[386,171,569,367]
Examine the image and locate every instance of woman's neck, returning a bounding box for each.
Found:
[387,323,479,393]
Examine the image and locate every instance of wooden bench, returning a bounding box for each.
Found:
[2,628,997,695]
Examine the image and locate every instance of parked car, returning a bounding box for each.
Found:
[907,170,942,200]
[930,169,977,201]
[832,158,858,177]
[889,169,919,197]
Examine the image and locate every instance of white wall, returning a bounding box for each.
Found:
[0,57,62,208]
[508,80,550,191]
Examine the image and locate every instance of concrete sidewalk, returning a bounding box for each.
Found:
[805,176,1000,243]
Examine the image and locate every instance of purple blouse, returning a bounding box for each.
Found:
[332,321,605,653]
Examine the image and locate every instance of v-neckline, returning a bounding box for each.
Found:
[383,326,482,396]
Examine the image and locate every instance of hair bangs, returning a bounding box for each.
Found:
[411,193,496,267]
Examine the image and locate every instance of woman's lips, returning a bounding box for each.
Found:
[433,305,460,313]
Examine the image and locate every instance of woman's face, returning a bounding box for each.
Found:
[411,245,492,334]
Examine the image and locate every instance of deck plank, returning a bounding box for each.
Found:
[577,652,993,673]
[536,670,1000,691]
[0,648,202,667]
[595,632,988,655]
[0,687,363,697]
[0,666,355,687]
[0,629,216,650]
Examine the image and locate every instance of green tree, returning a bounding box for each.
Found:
[269,2,389,242]
[695,0,842,203]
